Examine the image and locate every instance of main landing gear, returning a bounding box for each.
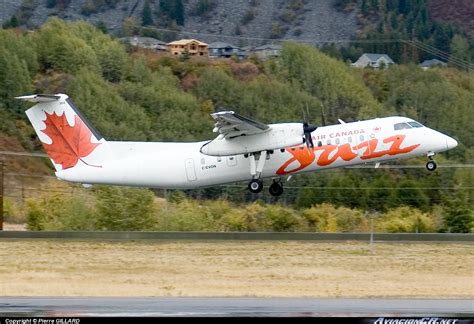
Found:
[269,179,284,197]
[247,150,284,196]
[248,178,284,196]
[248,178,263,193]
[426,153,437,171]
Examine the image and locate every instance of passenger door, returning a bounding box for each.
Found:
[185,158,197,181]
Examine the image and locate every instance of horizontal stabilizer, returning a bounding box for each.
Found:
[15,94,61,103]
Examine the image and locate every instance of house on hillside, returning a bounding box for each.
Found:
[167,39,208,57]
[208,42,245,59]
[351,53,395,69]
[252,44,282,60]
[122,36,168,52]
[419,58,447,70]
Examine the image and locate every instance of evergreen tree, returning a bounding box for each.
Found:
[442,196,473,233]
[142,0,154,26]
[450,35,471,67]
[174,0,184,25]
[160,0,184,26]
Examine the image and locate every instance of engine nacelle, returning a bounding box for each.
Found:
[200,123,304,156]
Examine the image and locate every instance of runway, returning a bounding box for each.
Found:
[0,297,472,317]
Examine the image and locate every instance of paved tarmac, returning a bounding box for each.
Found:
[0,297,472,317]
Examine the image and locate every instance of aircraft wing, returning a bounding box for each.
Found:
[211,111,270,138]
[201,111,304,156]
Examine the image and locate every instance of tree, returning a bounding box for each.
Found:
[0,47,32,113]
[442,196,473,233]
[142,0,154,26]
[121,17,138,37]
[34,18,100,74]
[96,40,128,82]
[95,20,108,34]
[450,35,471,68]
[160,0,184,26]
[2,15,19,29]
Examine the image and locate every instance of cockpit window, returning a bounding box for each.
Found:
[408,121,423,128]
[394,122,412,130]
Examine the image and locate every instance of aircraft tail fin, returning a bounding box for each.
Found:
[17,94,108,172]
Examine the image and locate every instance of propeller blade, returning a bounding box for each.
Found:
[320,103,326,126]
[303,124,317,148]
[302,104,317,148]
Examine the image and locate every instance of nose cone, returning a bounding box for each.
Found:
[446,136,458,150]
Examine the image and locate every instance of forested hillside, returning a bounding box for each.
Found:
[335,0,473,65]
[1,19,472,232]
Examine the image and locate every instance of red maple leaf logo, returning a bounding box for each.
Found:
[41,112,100,169]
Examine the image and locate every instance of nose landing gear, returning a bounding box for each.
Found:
[426,153,437,171]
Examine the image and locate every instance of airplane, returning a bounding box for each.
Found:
[17,93,458,196]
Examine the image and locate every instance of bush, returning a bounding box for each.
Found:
[376,207,437,233]
[301,203,368,232]
[26,192,95,231]
[94,186,157,231]
[3,197,26,224]
[156,199,215,231]
[262,204,304,232]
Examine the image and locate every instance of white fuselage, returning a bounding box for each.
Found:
[56,116,457,189]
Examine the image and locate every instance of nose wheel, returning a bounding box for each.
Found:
[426,160,437,171]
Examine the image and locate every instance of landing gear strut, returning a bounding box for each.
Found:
[269,179,284,197]
[426,153,437,171]
[247,151,269,194]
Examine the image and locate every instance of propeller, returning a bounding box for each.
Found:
[302,105,317,149]
[320,103,327,127]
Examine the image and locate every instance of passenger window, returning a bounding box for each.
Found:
[359,135,365,141]
[394,122,412,130]
[335,138,340,144]
[317,141,322,147]
[347,137,352,143]
[217,157,222,162]
[327,139,331,145]
[408,121,423,128]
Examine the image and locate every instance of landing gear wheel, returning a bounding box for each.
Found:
[426,160,437,171]
[269,181,284,197]
[248,179,263,193]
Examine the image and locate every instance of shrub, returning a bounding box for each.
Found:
[94,186,157,231]
[262,204,304,232]
[301,203,368,232]
[376,207,437,233]
[26,192,95,231]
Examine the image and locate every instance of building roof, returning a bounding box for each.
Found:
[133,36,167,45]
[208,42,240,49]
[419,58,447,67]
[254,44,282,51]
[121,36,167,45]
[167,39,208,46]
[362,53,395,64]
